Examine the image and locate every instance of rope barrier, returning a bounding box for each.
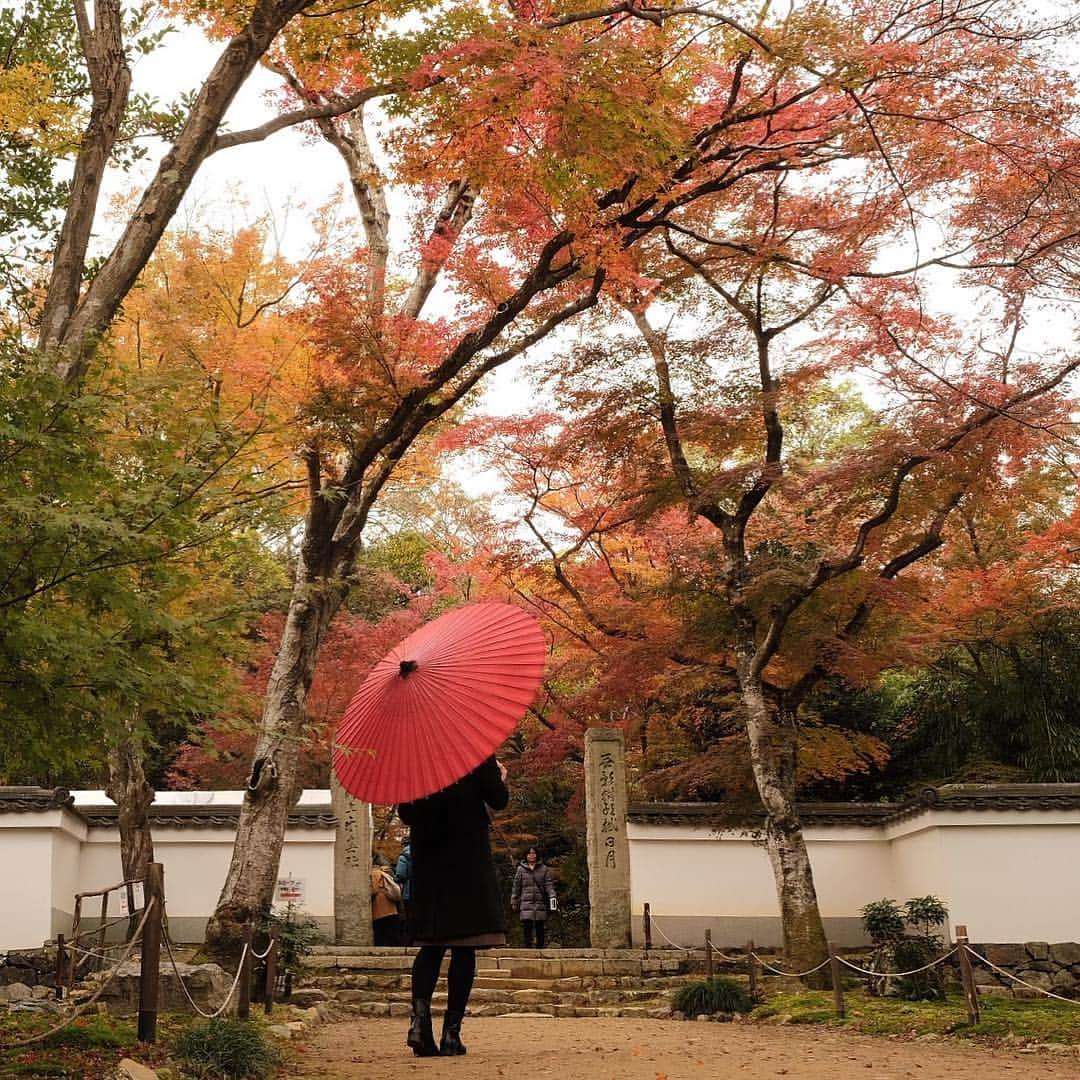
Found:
[0,899,156,1051]
[964,946,1080,1007]
[646,916,743,962]
[645,918,696,953]
[751,952,831,978]
[250,941,275,961]
[162,930,248,1019]
[838,947,958,978]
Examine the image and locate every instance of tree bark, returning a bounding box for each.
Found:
[46,0,316,383]
[737,663,829,982]
[104,714,155,937]
[203,550,346,956]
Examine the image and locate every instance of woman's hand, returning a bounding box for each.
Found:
[497,759,508,783]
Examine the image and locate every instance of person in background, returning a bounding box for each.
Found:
[511,846,557,949]
[395,838,412,935]
[398,755,508,1057]
[370,853,402,946]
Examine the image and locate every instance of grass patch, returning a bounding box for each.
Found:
[173,1016,281,1079]
[673,976,753,1016]
[752,989,1080,1044]
[0,1011,288,1079]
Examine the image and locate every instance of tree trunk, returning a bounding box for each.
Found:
[203,561,345,957]
[104,715,155,938]
[738,667,829,982]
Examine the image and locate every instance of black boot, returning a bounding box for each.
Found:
[407,999,439,1057]
[440,1009,467,1056]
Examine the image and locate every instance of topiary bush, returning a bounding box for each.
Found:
[672,976,753,1016]
[173,1018,280,1079]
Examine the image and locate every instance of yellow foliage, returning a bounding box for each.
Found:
[0,61,79,151]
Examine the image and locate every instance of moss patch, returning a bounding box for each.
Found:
[752,990,1080,1044]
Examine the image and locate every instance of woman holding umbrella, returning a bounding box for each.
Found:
[334,602,546,1058]
[398,754,509,1055]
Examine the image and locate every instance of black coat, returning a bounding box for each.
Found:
[398,756,509,941]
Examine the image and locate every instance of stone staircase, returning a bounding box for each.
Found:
[295,947,720,1019]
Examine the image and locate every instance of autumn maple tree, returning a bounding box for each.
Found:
[444,0,1080,970]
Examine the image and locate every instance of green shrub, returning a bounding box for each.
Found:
[672,976,752,1016]
[173,1018,280,1080]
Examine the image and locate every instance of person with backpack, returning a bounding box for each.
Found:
[395,839,412,927]
[511,846,557,948]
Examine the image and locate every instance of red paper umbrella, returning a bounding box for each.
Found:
[333,602,547,804]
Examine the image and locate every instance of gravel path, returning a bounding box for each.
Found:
[293,1017,1080,1079]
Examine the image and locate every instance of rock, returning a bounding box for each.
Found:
[695,1013,709,1021]
[116,1059,159,1080]
[269,1024,293,1039]
[286,988,328,1006]
[1049,944,1080,967]
[1025,942,1050,961]
[973,967,1000,985]
[3,983,32,1003]
[388,1002,411,1017]
[1017,970,1054,991]
[983,944,1027,967]
[30,985,52,1000]
[1026,961,1055,972]
[1050,970,1077,992]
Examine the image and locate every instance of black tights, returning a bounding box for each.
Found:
[411,945,476,1013]
[522,920,545,948]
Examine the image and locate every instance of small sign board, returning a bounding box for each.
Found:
[117,881,145,915]
[274,876,305,906]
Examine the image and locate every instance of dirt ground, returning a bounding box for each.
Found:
[292,1017,1080,1080]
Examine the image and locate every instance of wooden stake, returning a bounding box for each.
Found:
[642,903,652,953]
[238,924,254,1020]
[264,933,278,1017]
[137,863,164,1044]
[746,940,758,1001]
[829,942,845,1019]
[705,928,714,980]
[955,924,981,1026]
[55,935,66,1001]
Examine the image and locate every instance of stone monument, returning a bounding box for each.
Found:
[331,773,373,945]
[584,727,632,948]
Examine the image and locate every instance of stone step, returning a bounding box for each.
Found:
[334,1000,674,1020]
[306,954,693,978]
[307,972,701,994]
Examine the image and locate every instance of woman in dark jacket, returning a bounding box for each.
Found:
[511,846,556,948]
[397,755,508,1057]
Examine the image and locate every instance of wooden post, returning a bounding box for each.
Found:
[55,935,66,1001]
[829,942,845,1019]
[642,903,652,953]
[70,897,82,992]
[264,933,278,1017]
[96,890,110,972]
[746,940,758,1001]
[137,862,164,1044]
[705,928,714,980]
[955,924,980,1025]
[238,924,254,1020]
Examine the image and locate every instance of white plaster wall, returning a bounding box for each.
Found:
[932,820,1080,942]
[77,827,336,920]
[50,819,86,932]
[627,823,896,920]
[802,835,897,916]
[0,817,60,950]
[627,827,776,917]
